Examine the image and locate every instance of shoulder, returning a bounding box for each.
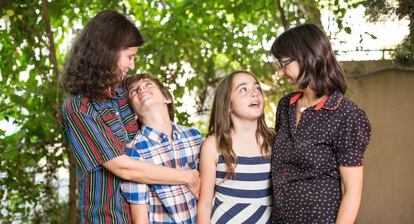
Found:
[277,92,297,108]
[200,135,219,158]
[176,124,203,138]
[61,94,94,116]
[202,135,218,151]
[339,97,368,118]
[337,97,371,131]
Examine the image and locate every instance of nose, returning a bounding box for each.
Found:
[276,69,285,78]
[138,85,146,92]
[251,88,260,97]
[129,59,135,70]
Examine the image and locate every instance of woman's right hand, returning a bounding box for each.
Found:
[185,169,201,199]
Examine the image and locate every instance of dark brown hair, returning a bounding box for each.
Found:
[60,10,143,98]
[208,71,274,180]
[123,73,175,122]
[271,23,346,97]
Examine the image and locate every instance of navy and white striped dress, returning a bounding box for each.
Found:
[211,155,272,223]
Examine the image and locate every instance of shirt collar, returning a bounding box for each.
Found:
[96,87,124,103]
[140,123,181,143]
[289,91,343,111]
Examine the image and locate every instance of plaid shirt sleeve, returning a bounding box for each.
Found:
[121,145,149,204]
[63,111,125,173]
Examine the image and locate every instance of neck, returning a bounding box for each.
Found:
[139,108,172,139]
[230,116,258,137]
[301,87,318,104]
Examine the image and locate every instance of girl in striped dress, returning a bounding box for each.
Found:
[197,71,275,224]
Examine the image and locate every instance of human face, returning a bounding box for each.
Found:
[275,57,300,88]
[117,47,138,81]
[128,78,171,115]
[229,73,264,121]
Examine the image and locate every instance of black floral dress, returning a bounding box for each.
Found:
[271,91,371,224]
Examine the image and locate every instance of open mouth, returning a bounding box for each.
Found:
[249,101,261,107]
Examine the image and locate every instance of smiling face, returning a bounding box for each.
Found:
[275,57,301,88]
[116,47,138,81]
[229,73,265,121]
[128,78,172,115]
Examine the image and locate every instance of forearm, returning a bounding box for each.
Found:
[127,160,190,184]
[104,155,190,185]
[131,204,149,224]
[337,166,363,224]
[197,200,212,224]
[336,191,361,224]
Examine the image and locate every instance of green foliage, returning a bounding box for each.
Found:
[362,0,414,65]
[393,37,414,66]
[0,0,365,222]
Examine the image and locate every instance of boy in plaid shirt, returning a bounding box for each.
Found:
[121,73,202,223]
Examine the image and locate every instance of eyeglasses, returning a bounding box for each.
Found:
[267,54,294,70]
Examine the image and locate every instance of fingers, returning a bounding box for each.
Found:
[187,170,201,199]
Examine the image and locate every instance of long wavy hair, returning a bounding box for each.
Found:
[60,10,143,99]
[271,23,346,97]
[208,71,275,180]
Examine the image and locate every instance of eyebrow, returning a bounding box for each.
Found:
[235,81,259,90]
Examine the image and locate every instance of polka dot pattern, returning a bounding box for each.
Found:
[271,91,371,223]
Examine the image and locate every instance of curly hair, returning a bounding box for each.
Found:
[60,10,143,98]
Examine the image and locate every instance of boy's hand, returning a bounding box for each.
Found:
[185,170,201,199]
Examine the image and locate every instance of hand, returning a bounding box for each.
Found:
[185,170,201,199]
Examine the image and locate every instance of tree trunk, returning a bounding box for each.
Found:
[275,0,289,30]
[40,0,78,223]
[299,1,322,28]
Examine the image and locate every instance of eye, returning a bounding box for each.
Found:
[239,87,247,93]
[129,87,138,97]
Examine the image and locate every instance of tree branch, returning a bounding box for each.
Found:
[276,0,289,30]
[40,0,61,79]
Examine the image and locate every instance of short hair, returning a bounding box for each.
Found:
[123,73,175,121]
[60,10,144,99]
[271,23,346,97]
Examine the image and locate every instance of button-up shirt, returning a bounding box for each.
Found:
[271,91,371,223]
[122,124,202,224]
[61,88,138,223]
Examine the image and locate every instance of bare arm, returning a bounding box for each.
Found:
[130,204,149,224]
[103,155,200,198]
[197,136,218,224]
[336,166,363,224]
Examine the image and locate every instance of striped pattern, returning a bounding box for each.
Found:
[61,88,138,224]
[211,155,272,224]
[121,124,202,224]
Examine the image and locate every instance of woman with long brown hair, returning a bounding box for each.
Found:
[197,71,274,223]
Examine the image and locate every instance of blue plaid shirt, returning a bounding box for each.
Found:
[121,123,202,224]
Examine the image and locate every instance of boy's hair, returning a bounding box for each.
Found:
[60,10,144,99]
[123,73,175,121]
[208,70,274,180]
[271,23,346,97]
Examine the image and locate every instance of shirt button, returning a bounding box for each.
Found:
[283,153,289,160]
[282,170,288,177]
[302,114,307,119]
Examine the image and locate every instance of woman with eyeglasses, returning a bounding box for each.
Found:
[269,24,372,224]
